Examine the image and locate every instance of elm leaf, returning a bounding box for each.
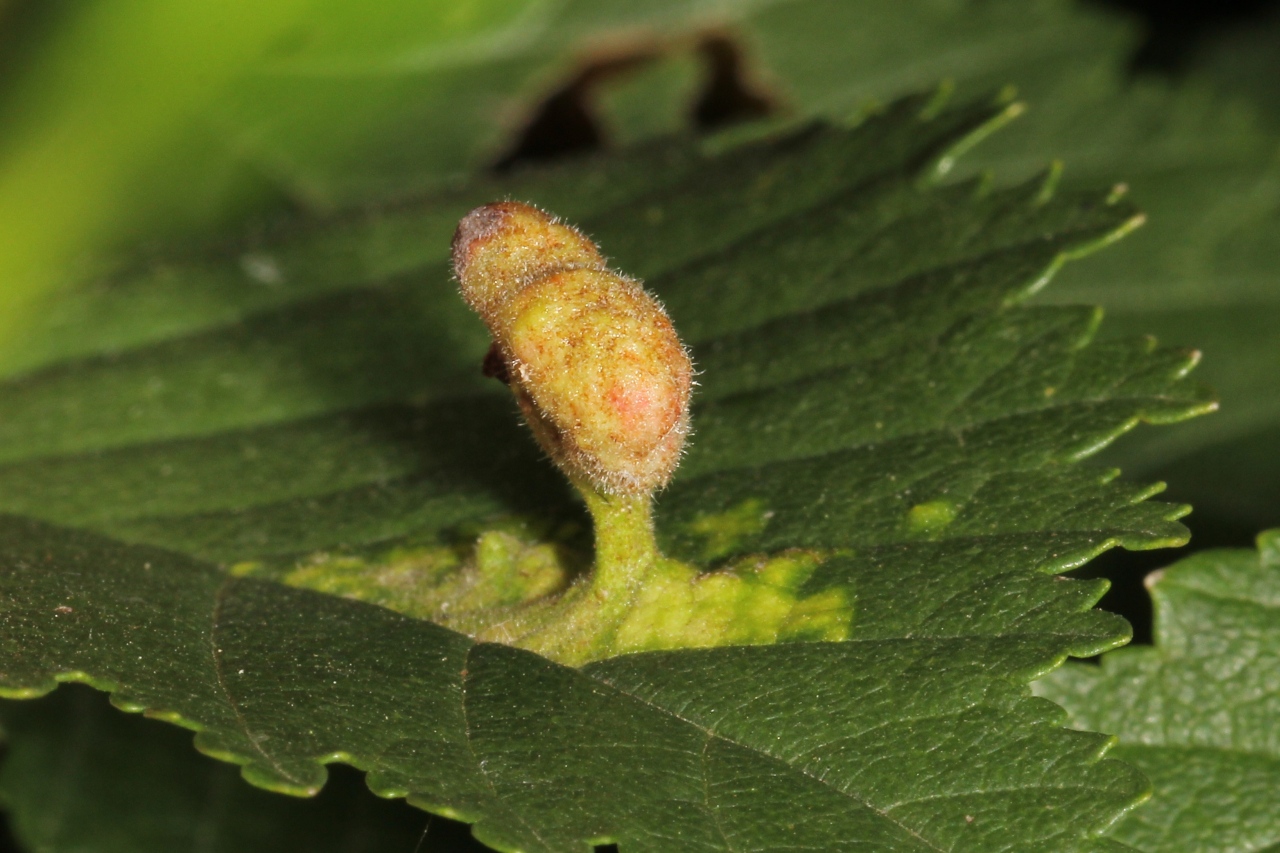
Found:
[1037,530,1280,853]
[0,94,1210,851]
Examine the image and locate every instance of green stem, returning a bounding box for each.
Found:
[577,482,660,604]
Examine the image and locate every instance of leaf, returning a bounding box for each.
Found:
[0,0,785,361]
[11,0,1275,543]
[2,517,1146,852]
[1035,530,1280,852]
[570,0,1280,536]
[0,684,439,853]
[0,2,311,354]
[0,0,1143,234]
[979,63,1280,537]
[0,94,1208,849]
[718,0,1273,539]
[0,0,1167,356]
[197,0,1137,205]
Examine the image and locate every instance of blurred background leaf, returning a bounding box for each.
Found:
[1036,530,1280,852]
[0,1,308,355]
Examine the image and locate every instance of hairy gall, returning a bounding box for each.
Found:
[453,202,693,496]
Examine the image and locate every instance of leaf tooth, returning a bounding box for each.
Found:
[922,98,1026,186]
[1034,160,1066,206]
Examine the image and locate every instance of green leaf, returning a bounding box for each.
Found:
[2,517,1147,852]
[1036,530,1280,852]
[184,0,1138,206]
[0,2,311,353]
[11,0,1274,542]
[579,0,1280,536]
[0,0,783,359]
[0,0,1160,358]
[523,0,1280,542]
[990,70,1280,536]
[0,684,436,853]
[0,94,1208,849]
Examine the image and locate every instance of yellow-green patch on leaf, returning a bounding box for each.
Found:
[261,522,849,665]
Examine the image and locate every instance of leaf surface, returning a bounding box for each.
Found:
[0,685,437,853]
[0,96,1208,850]
[549,0,1280,537]
[0,0,1160,366]
[511,0,1280,542]
[9,0,1277,542]
[1036,530,1280,852]
[987,59,1280,536]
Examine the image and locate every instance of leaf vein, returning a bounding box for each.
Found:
[590,672,947,852]
[207,577,306,788]
[458,644,551,850]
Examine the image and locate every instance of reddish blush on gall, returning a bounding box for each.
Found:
[452,202,693,497]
